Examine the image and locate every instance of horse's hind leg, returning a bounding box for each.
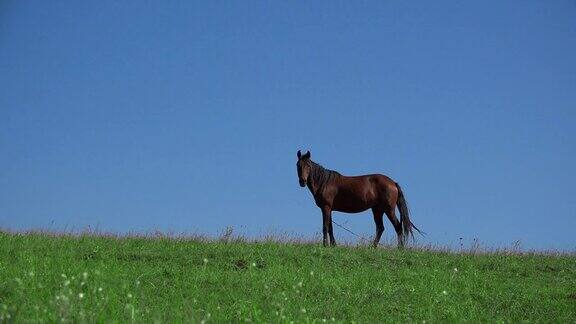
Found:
[371,208,384,248]
[385,208,404,248]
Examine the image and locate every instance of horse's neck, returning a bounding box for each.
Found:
[306,177,319,196]
[307,162,331,196]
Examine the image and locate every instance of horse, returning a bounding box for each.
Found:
[296,150,423,247]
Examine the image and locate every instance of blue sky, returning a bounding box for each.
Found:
[1,1,575,250]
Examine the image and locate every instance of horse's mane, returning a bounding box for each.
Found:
[310,160,340,193]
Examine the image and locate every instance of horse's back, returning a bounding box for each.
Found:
[341,173,396,189]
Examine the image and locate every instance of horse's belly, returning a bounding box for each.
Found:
[332,195,375,213]
[333,204,371,213]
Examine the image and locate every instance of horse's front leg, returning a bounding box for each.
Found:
[328,217,336,247]
[321,206,332,247]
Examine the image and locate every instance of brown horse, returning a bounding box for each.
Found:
[296,150,423,247]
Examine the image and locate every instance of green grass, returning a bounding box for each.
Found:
[0,231,575,323]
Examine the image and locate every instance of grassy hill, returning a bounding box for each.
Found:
[0,231,574,322]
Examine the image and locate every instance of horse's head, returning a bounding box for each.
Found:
[296,150,312,187]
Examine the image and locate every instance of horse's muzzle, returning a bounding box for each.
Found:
[299,179,306,187]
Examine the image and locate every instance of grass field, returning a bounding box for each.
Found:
[0,230,575,323]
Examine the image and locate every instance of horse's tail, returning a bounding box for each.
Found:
[395,182,424,242]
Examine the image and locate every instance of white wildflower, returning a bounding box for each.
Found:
[78,293,84,299]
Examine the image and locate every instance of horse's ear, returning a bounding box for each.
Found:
[297,150,302,159]
[304,151,311,159]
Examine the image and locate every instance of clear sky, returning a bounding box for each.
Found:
[1,1,575,250]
